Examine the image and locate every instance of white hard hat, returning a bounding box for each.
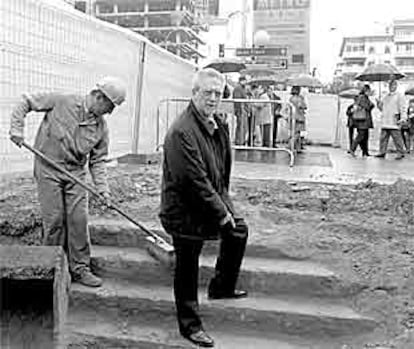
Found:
[96,76,126,106]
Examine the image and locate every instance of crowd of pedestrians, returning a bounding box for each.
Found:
[346,79,413,160]
[232,76,306,152]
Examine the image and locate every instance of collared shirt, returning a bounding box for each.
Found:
[381,91,406,129]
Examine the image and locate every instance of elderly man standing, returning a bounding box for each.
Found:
[375,79,407,160]
[160,68,248,348]
[9,76,126,287]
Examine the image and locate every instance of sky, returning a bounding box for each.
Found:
[310,0,414,81]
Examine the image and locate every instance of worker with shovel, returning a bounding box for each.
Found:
[9,76,126,287]
[160,68,249,348]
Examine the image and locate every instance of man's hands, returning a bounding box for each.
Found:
[10,135,24,147]
[219,212,236,231]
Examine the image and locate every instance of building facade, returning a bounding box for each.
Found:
[394,19,414,82]
[334,19,414,91]
[76,0,208,62]
[252,0,311,79]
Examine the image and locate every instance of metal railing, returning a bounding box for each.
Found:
[156,97,297,166]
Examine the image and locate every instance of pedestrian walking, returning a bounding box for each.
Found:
[348,85,374,157]
[233,76,248,145]
[160,68,248,348]
[289,85,307,152]
[9,76,127,287]
[375,80,407,160]
[401,98,414,153]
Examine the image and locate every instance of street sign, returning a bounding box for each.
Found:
[236,47,287,57]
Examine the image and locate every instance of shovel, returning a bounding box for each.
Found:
[22,142,175,267]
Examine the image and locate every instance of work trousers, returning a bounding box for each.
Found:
[35,163,90,275]
[379,128,405,155]
[351,129,369,155]
[172,218,248,336]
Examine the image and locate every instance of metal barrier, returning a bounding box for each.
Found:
[156,97,297,166]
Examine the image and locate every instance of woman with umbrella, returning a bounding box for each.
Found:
[348,85,375,157]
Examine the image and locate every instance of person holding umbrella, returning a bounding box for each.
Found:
[375,79,407,160]
[348,85,374,157]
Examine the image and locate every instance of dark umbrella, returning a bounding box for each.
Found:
[355,63,405,81]
[286,74,322,88]
[338,88,360,99]
[203,58,246,73]
[355,63,405,99]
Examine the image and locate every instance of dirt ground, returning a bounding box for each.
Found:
[2,163,414,348]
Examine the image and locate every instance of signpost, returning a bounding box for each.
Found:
[235,47,287,57]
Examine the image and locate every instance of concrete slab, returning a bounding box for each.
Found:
[66,310,319,349]
[70,279,377,338]
[0,246,70,347]
[90,246,362,298]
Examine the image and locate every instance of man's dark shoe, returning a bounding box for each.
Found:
[395,154,405,160]
[375,153,386,158]
[182,330,214,348]
[208,289,248,300]
[73,270,103,287]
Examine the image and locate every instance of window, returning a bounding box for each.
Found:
[346,46,352,52]
[384,46,391,54]
[369,47,375,54]
[292,54,304,63]
[74,1,86,12]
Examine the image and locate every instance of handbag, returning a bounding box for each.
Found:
[352,105,367,121]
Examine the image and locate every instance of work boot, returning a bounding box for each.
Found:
[395,154,405,160]
[73,269,103,287]
[375,153,386,158]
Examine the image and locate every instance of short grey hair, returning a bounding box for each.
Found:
[192,68,225,92]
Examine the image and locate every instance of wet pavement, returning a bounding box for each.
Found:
[233,146,414,184]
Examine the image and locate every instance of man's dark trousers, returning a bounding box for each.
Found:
[172,218,248,336]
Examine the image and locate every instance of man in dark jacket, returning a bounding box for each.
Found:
[160,68,248,348]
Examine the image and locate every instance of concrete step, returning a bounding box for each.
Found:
[65,310,322,349]
[69,279,377,338]
[90,246,362,298]
[88,218,322,260]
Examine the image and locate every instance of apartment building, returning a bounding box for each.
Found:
[75,0,209,62]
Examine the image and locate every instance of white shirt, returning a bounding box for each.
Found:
[380,92,406,129]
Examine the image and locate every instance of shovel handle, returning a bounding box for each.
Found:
[22,142,166,243]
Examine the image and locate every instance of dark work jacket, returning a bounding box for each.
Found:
[159,101,235,241]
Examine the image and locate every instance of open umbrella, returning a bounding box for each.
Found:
[203,58,246,73]
[405,87,414,96]
[355,63,405,82]
[355,63,405,99]
[338,88,360,99]
[286,74,322,88]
